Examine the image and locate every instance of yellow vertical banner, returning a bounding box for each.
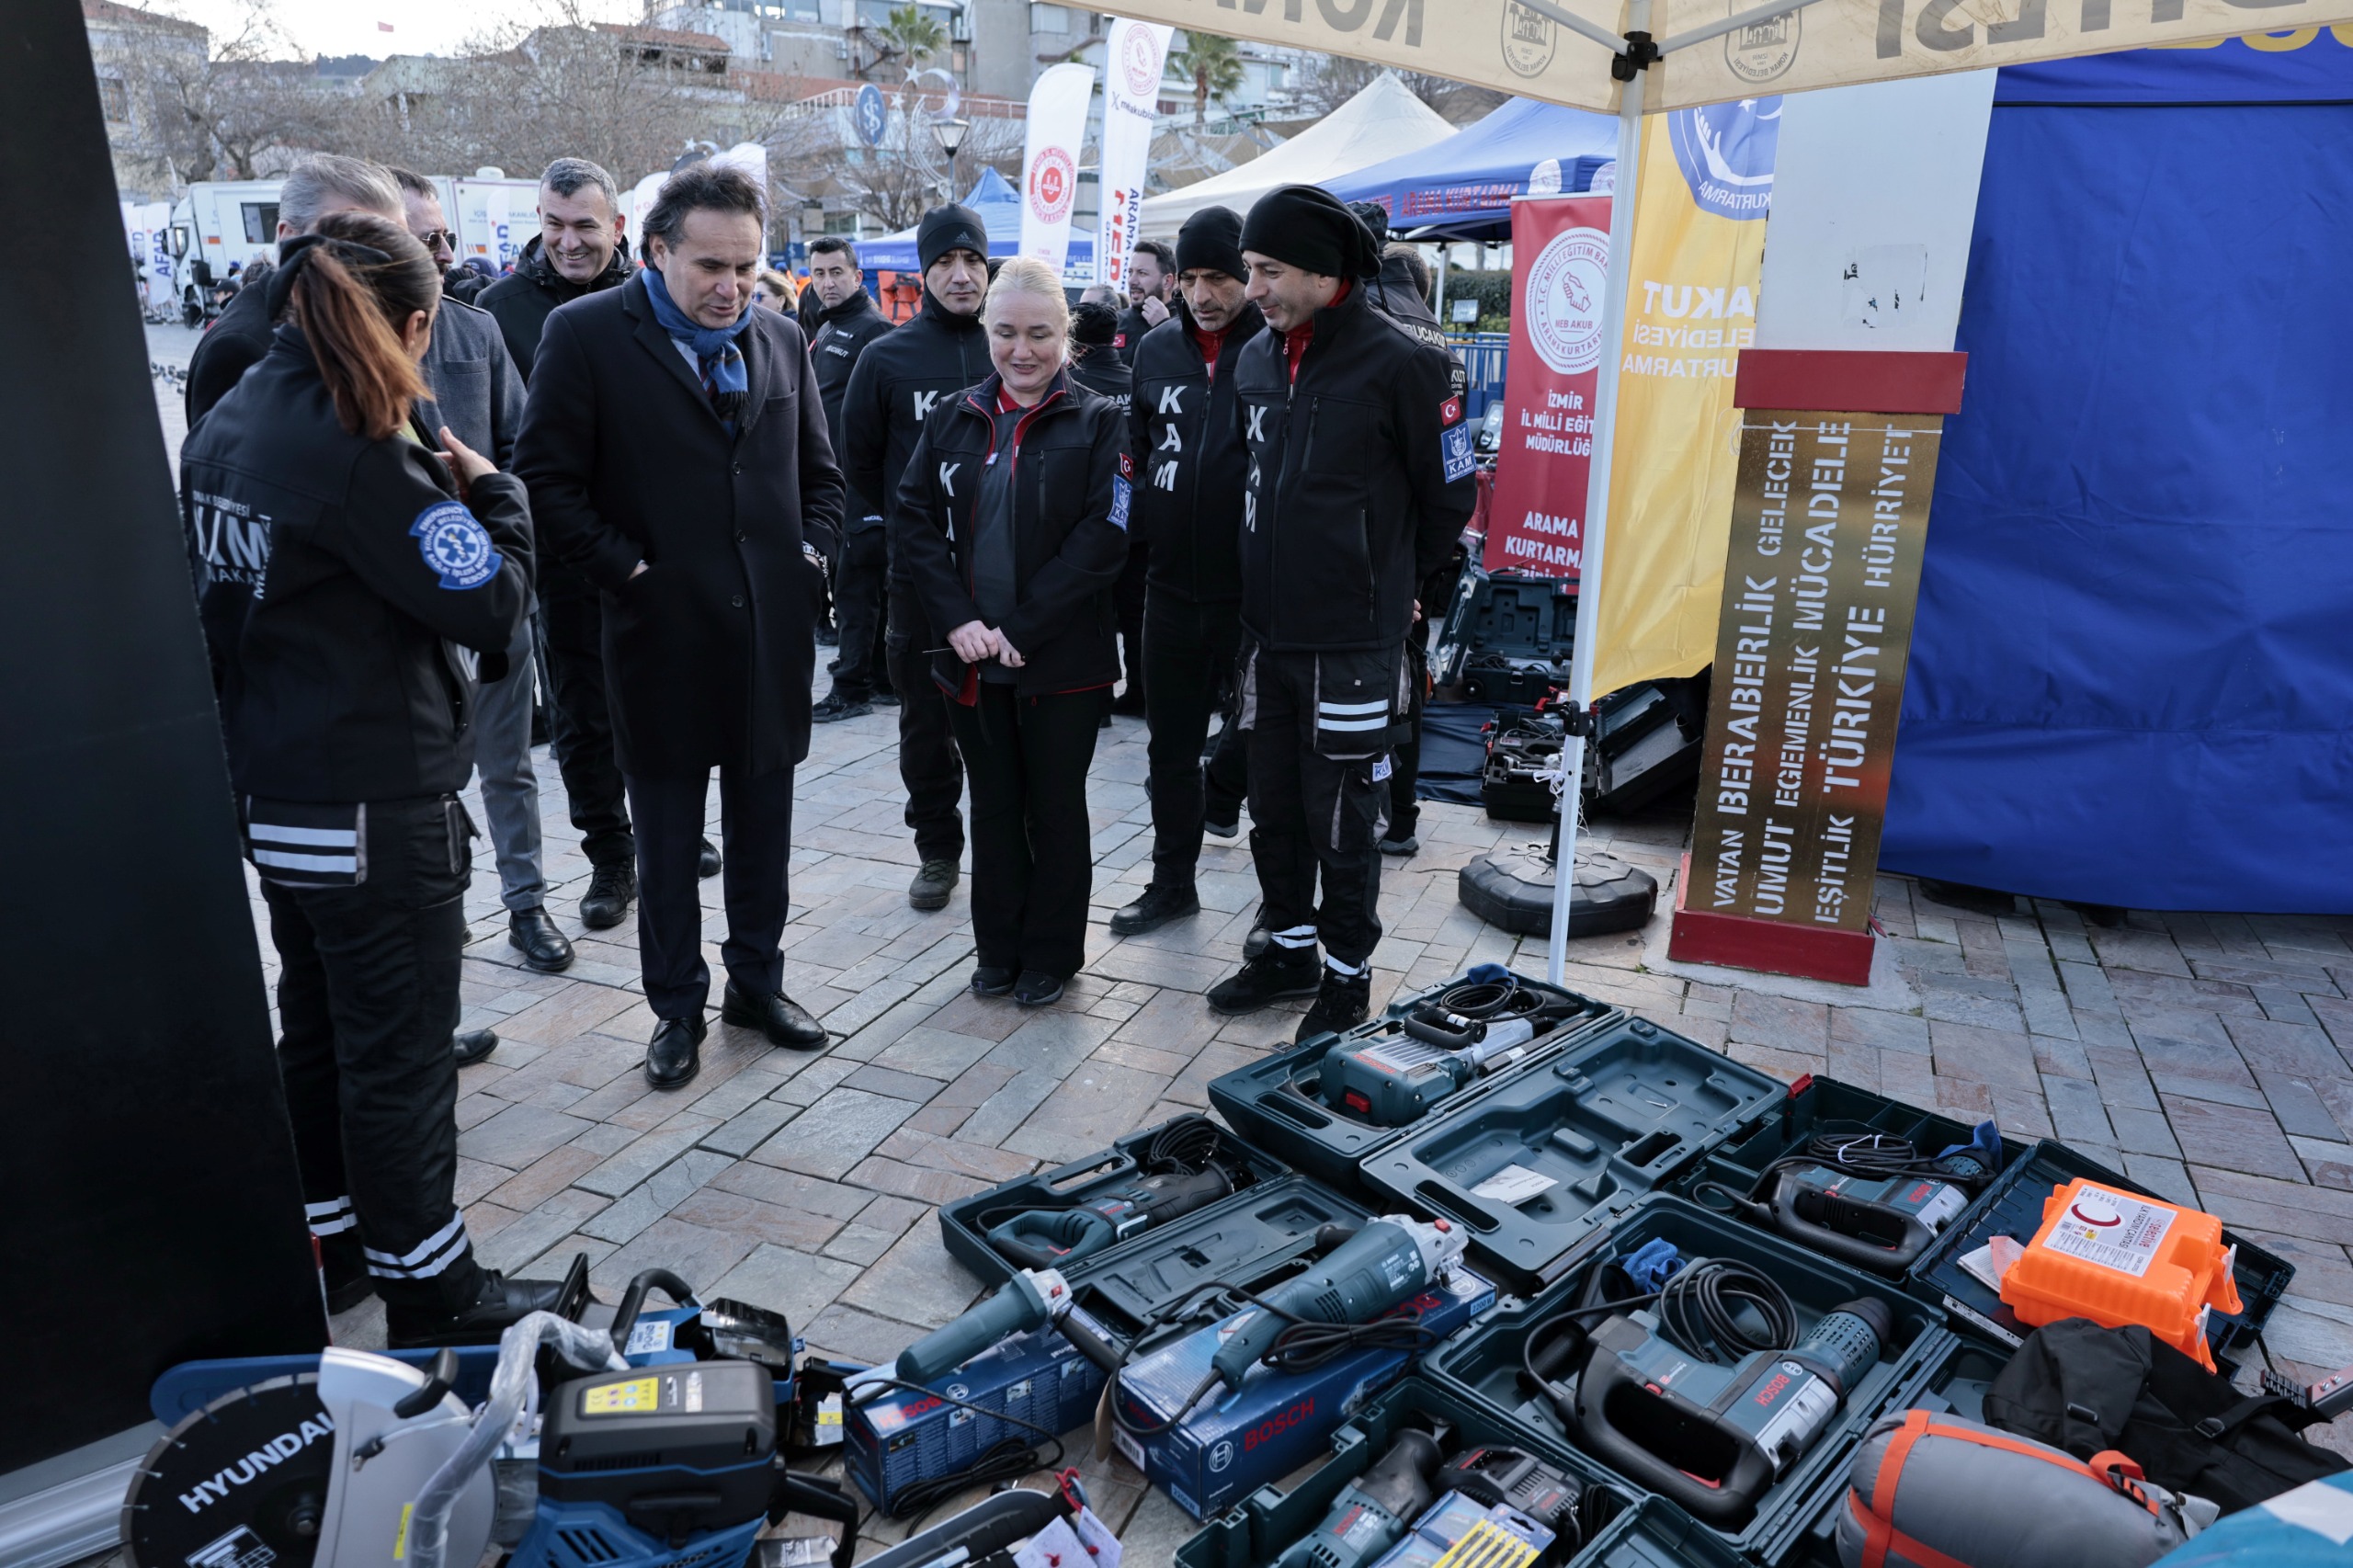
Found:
[1591,100,1779,698]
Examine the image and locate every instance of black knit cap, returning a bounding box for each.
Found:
[1071,300,1119,349]
[1175,205,1247,281]
[1239,185,1381,279]
[917,203,989,272]
[1347,199,1393,248]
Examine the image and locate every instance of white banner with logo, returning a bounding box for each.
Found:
[1021,62,1098,270]
[1095,18,1174,293]
[1094,0,2353,111]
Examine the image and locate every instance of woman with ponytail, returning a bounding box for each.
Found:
[179,209,570,1347]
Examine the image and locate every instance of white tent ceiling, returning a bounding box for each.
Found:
[1139,72,1457,241]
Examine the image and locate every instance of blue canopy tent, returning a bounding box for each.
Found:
[1883,31,2353,911]
[857,166,1095,278]
[1326,96,1620,239]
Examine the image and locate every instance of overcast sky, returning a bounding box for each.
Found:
[165,0,640,61]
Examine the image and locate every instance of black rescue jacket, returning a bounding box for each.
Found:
[891,369,1132,699]
[840,286,995,583]
[808,289,893,526]
[181,324,533,803]
[1128,299,1265,604]
[478,234,634,383]
[1233,282,1475,653]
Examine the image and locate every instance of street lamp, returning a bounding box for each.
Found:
[932,116,969,202]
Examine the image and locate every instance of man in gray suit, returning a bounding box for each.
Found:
[392,168,577,1002]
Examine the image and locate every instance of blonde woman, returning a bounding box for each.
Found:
[890,256,1133,1006]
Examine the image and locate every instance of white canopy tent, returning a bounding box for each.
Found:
[1138,72,1457,240]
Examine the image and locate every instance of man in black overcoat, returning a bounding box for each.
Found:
[516,165,846,1088]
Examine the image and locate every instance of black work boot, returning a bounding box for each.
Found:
[579,861,635,930]
[1206,945,1323,1015]
[1110,882,1200,937]
[384,1267,574,1349]
[909,858,960,911]
[1297,966,1373,1041]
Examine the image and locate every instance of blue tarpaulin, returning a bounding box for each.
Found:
[1882,32,2353,911]
[857,166,1094,275]
[1325,97,1620,239]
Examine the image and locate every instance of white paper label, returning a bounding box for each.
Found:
[623,1319,672,1356]
[2041,1184,2176,1278]
[814,1392,842,1445]
[1072,1506,1123,1568]
[1013,1517,1088,1568]
[1472,1164,1559,1205]
[1112,1426,1144,1470]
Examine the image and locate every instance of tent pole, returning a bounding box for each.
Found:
[1545,3,1649,986]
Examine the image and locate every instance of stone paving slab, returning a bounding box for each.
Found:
[84,337,2352,1562]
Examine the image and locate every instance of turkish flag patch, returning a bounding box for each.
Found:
[1119,451,1134,479]
[1440,396,1464,426]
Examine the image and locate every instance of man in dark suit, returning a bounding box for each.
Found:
[515,165,846,1089]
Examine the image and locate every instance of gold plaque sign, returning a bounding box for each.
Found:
[1686,411,1942,934]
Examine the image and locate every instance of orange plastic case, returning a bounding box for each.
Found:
[1999,1178,2243,1371]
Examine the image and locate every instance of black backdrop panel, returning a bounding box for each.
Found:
[0,0,325,1472]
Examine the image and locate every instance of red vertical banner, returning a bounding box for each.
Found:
[1483,194,1613,578]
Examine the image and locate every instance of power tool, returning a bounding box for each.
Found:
[1435,1446,1588,1545]
[1562,1290,1893,1528]
[1274,1429,1443,1568]
[845,1267,1125,1401]
[1315,969,1589,1127]
[1699,1122,2001,1275]
[1207,1216,1467,1399]
[983,1163,1237,1268]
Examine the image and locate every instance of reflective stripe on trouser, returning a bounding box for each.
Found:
[1243,647,1390,969]
[265,795,483,1310]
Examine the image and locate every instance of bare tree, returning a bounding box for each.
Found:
[108,0,340,182]
[1296,56,1506,123]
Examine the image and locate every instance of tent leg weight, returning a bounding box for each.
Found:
[1458,845,1657,937]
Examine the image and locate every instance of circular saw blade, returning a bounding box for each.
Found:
[123,1374,335,1568]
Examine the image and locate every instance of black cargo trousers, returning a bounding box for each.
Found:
[1143,593,1248,890]
[1238,639,1407,971]
[885,575,967,865]
[257,795,485,1312]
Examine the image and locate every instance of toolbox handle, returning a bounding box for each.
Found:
[1414,1180,1499,1233]
[392,1346,460,1420]
[1042,1149,1136,1192]
[609,1267,700,1353]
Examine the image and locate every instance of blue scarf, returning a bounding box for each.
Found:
[642,265,753,423]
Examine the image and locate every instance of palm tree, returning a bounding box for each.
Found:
[877,4,944,70]
[1173,31,1245,130]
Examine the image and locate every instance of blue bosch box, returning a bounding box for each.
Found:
[1111,1267,1495,1521]
[843,1324,1105,1516]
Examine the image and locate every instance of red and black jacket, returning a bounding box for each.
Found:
[889,369,1132,700]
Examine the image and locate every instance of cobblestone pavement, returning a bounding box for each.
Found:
[113,324,2353,1561]
[263,697,2349,1559]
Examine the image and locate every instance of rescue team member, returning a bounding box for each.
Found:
[1067,301,1133,409]
[892,258,1131,1007]
[515,165,844,1089]
[389,165,577,986]
[1110,206,1263,938]
[481,158,721,933]
[186,154,405,426]
[1205,187,1476,1040]
[180,215,568,1344]
[1115,237,1176,358]
[841,205,995,912]
[807,235,896,724]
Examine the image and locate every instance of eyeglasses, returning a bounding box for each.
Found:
[415,229,457,252]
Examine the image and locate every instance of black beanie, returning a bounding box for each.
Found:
[1239,186,1381,280]
[917,203,989,272]
[1347,199,1393,249]
[1175,206,1247,281]
[1071,300,1119,350]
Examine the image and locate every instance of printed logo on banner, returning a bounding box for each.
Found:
[1589,161,1617,196]
[1029,147,1074,225]
[1527,157,1563,197]
[1500,0,1558,77]
[1666,99,1782,222]
[1726,0,1802,83]
[1523,225,1610,376]
[1121,25,1162,98]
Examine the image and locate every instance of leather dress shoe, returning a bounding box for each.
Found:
[453,1028,497,1066]
[721,982,826,1049]
[699,837,722,878]
[507,905,574,972]
[1110,882,1199,937]
[580,861,635,929]
[384,1268,573,1348]
[645,1013,707,1088]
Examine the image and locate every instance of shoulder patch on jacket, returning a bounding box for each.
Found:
[1119,450,1134,479]
[1441,420,1475,483]
[1441,395,1463,426]
[411,500,502,590]
[1109,472,1132,532]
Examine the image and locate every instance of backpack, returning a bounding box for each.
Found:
[1985,1317,2347,1513]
